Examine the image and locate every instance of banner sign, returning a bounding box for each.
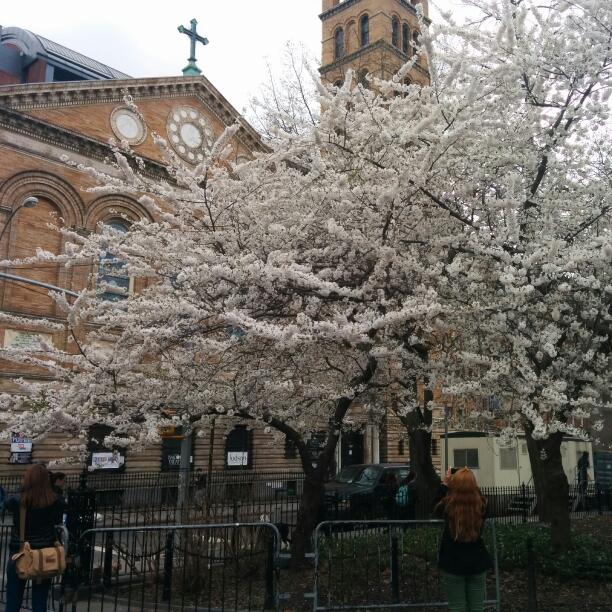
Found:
[227,451,248,467]
[9,433,32,464]
[90,452,125,470]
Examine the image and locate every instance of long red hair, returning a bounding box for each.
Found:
[437,468,486,542]
[21,464,57,508]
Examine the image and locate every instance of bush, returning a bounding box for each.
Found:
[495,524,612,581]
[317,523,612,583]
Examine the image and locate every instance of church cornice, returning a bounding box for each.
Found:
[0,76,267,154]
[320,0,430,22]
[320,39,430,81]
[0,105,169,180]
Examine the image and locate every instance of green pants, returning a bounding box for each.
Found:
[442,571,487,612]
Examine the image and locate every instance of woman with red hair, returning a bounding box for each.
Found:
[435,467,492,612]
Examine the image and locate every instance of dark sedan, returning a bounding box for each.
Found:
[323,463,411,520]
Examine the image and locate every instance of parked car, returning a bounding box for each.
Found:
[323,463,411,520]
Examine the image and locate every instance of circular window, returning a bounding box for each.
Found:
[110,107,147,145]
[166,106,215,164]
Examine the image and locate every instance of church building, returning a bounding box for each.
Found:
[0,2,442,476]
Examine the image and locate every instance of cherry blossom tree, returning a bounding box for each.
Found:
[1,0,610,554]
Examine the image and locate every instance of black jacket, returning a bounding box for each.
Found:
[6,495,65,554]
[433,485,492,575]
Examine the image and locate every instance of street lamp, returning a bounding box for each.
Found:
[0,196,39,244]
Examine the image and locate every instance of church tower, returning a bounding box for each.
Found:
[320,0,429,86]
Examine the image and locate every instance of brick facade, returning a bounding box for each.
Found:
[0,75,263,475]
[320,0,430,86]
[1,4,440,477]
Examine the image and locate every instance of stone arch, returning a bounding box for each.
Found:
[402,22,411,55]
[0,170,85,228]
[359,13,370,47]
[334,25,345,60]
[391,14,401,48]
[85,194,154,231]
[357,68,370,88]
[0,171,84,315]
[344,20,357,54]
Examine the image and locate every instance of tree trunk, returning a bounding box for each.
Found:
[290,473,326,564]
[287,357,378,566]
[405,387,441,517]
[525,427,570,550]
[408,425,441,517]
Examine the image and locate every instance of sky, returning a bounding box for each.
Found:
[1,0,456,113]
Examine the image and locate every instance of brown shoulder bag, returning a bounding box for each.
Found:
[11,503,66,580]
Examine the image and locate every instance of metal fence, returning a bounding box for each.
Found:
[323,482,611,526]
[309,520,500,612]
[62,522,284,611]
[0,469,305,506]
[1,471,610,533]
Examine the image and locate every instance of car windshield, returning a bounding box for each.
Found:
[353,466,382,486]
[333,466,364,484]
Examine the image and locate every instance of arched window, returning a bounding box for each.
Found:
[402,24,410,55]
[392,17,400,47]
[98,219,130,301]
[334,27,344,60]
[360,15,370,47]
[4,197,64,316]
[358,68,369,88]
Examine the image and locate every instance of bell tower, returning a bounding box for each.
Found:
[320,0,429,86]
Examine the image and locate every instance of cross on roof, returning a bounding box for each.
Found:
[177,18,209,76]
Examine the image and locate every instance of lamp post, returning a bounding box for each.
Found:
[0,196,39,244]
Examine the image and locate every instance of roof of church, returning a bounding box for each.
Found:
[0,26,131,80]
[0,75,268,158]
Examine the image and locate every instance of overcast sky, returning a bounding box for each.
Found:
[2,0,456,112]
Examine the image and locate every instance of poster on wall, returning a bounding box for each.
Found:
[3,330,53,350]
[227,451,248,467]
[90,452,125,470]
[9,433,32,464]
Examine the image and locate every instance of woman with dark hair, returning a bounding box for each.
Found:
[434,468,492,612]
[4,464,65,612]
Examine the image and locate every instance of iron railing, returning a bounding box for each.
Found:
[2,472,610,533]
[309,520,501,611]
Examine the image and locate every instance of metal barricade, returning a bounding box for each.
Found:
[309,520,500,611]
[65,522,283,611]
[0,520,69,611]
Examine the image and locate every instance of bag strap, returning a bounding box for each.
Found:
[19,502,26,550]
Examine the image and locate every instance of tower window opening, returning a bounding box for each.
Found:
[402,24,410,54]
[360,15,370,47]
[392,17,400,47]
[334,27,345,60]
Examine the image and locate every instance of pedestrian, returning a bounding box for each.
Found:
[434,468,492,612]
[395,471,417,521]
[381,471,399,519]
[4,464,66,612]
[50,472,67,499]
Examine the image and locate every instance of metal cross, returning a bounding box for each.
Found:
[177,18,209,76]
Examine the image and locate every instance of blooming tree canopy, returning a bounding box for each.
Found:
[0,0,610,550]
